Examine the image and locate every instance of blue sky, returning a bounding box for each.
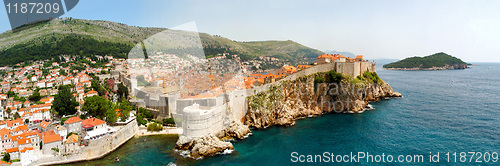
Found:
[1,0,500,62]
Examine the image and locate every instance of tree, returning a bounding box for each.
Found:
[60,117,68,125]
[105,107,118,124]
[52,85,79,116]
[24,119,29,124]
[13,112,20,119]
[91,79,107,96]
[117,83,129,100]
[5,108,11,118]
[118,100,133,120]
[135,107,153,126]
[2,152,9,162]
[13,96,26,103]
[81,95,111,120]
[59,69,67,76]
[6,91,15,98]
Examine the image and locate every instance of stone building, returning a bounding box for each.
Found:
[316,54,376,77]
[42,133,62,155]
[181,103,226,138]
[81,117,106,132]
[276,65,297,76]
[64,116,83,134]
[64,134,80,154]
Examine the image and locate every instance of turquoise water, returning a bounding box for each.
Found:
[69,63,500,165]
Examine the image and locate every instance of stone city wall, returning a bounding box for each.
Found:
[182,104,226,138]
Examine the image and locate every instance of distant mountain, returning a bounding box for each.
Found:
[372,58,400,66]
[324,50,356,58]
[0,18,323,66]
[383,52,467,70]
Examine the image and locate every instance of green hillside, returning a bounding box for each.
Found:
[0,18,323,66]
[383,52,467,69]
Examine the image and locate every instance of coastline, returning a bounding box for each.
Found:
[29,121,139,166]
[244,72,402,129]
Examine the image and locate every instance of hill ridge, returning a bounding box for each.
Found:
[0,18,324,66]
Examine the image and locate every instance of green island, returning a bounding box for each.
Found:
[383,52,468,70]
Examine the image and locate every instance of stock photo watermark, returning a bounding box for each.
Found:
[3,0,79,29]
[291,151,499,164]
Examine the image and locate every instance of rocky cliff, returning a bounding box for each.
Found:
[244,71,401,129]
[174,70,401,158]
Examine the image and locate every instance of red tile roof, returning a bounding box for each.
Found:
[14,125,28,132]
[31,103,51,108]
[282,66,297,72]
[33,109,49,113]
[6,118,23,127]
[20,147,34,153]
[81,117,106,127]
[0,160,11,165]
[39,121,50,129]
[297,65,311,69]
[317,54,346,59]
[22,112,33,117]
[66,134,79,144]
[43,133,61,144]
[40,98,50,103]
[64,117,83,124]
[5,147,18,153]
[0,128,11,140]
[17,137,31,145]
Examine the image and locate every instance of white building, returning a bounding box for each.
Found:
[6,147,19,160]
[36,80,46,88]
[64,117,82,134]
[55,125,67,142]
[42,133,62,155]
[20,147,36,166]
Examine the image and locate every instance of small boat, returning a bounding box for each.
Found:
[115,157,120,162]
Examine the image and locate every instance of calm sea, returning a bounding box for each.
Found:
[67,63,500,166]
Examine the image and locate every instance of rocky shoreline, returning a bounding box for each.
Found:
[174,71,402,158]
[244,73,402,129]
[174,121,251,159]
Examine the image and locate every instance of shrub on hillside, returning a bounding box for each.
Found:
[362,71,382,84]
